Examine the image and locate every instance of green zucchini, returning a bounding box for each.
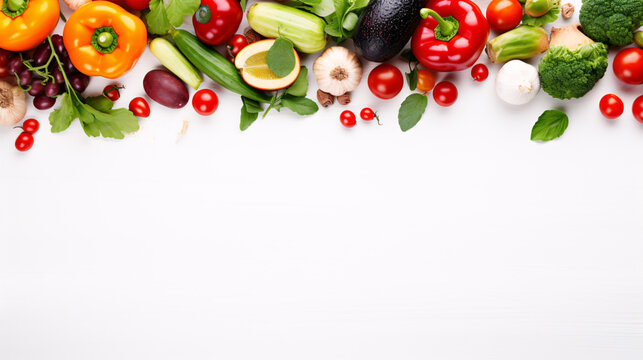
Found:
[171,29,271,103]
[149,38,202,90]
[247,3,326,54]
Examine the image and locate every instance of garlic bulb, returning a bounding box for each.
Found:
[0,80,26,127]
[495,60,540,105]
[313,46,362,96]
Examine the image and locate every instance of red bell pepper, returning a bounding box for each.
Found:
[192,0,242,46]
[411,0,489,72]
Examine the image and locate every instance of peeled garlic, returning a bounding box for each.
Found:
[313,46,362,96]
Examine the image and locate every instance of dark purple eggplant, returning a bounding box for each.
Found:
[143,70,189,109]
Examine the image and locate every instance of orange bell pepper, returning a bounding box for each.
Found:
[63,1,147,79]
[0,0,60,51]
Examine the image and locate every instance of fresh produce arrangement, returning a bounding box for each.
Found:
[0,0,642,151]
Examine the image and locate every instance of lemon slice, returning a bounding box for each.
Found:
[235,39,301,91]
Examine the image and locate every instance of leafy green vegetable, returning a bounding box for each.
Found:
[267,38,296,78]
[579,0,643,46]
[286,0,335,17]
[398,94,428,132]
[521,0,560,26]
[401,49,419,91]
[146,0,200,35]
[285,67,309,97]
[531,110,568,142]
[240,97,262,131]
[280,96,319,115]
[324,0,370,43]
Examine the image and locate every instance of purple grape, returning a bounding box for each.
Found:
[8,56,24,75]
[33,43,52,66]
[69,73,89,93]
[28,80,45,96]
[33,95,56,110]
[19,69,32,87]
[51,34,65,55]
[51,66,65,84]
[62,54,75,74]
[44,82,60,97]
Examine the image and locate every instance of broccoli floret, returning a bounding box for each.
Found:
[538,25,608,100]
[579,0,643,46]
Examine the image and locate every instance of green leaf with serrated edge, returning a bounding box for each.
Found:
[166,0,200,27]
[146,0,171,35]
[398,93,428,132]
[406,66,418,91]
[267,38,296,78]
[240,103,259,131]
[280,95,319,115]
[531,109,568,142]
[49,93,78,133]
[285,67,309,97]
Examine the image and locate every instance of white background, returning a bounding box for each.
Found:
[2,0,643,359]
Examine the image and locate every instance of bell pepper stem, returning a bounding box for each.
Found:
[420,8,459,42]
[91,27,119,54]
[7,0,24,12]
[195,4,211,24]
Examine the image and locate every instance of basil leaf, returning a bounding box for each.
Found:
[531,109,568,142]
[146,0,171,35]
[400,49,417,63]
[398,93,428,132]
[285,67,309,97]
[166,0,200,27]
[241,96,263,114]
[280,95,319,115]
[406,66,418,91]
[240,101,259,131]
[267,38,296,78]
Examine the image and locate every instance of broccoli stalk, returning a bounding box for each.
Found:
[538,24,608,100]
[579,0,643,46]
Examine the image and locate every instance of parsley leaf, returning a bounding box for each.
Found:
[49,93,79,133]
[167,0,200,27]
[285,67,309,97]
[531,109,568,142]
[267,38,296,78]
[398,94,428,132]
[146,0,171,35]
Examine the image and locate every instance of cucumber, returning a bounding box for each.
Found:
[247,3,326,54]
[171,29,271,103]
[149,38,202,90]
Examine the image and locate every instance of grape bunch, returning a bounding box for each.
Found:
[0,35,90,110]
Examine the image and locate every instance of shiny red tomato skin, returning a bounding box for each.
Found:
[433,81,458,107]
[340,110,356,128]
[633,96,643,124]
[129,97,150,118]
[360,108,375,121]
[103,85,121,101]
[192,89,219,116]
[227,35,249,57]
[368,64,404,100]
[193,0,243,46]
[486,0,522,33]
[15,132,34,152]
[613,48,643,85]
[22,119,40,134]
[599,94,624,119]
[471,63,489,81]
[125,0,151,10]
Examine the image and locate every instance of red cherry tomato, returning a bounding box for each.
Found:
[368,64,404,100]
[15,132,34,152]
[129,97,150,118]
[486,0,523,33]
[193,0,243,46]
[340,110,356,128]
[416,69,436,92]
[103,84,122,101]
[192,89,219,116]
[433,81,458,107]
[613,48,643,85]
[633,95,643,124]
[471,63,489,81]
[125,0,151,10]
[21,119,40,134]
[226,34,249,59]
[360,108,375,121]
[599,94,624,119]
